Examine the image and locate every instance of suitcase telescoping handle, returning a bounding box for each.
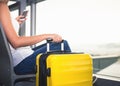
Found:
[46,38,64,52]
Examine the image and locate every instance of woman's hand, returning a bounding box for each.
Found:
[15,15,27,24]
[45,34,63,43]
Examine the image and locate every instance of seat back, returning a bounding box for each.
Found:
[0,23,14,86]
[0,23,36,86]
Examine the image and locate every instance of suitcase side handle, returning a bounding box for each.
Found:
[46,38,64,52]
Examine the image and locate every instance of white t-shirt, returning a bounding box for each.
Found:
[11,17,34,66]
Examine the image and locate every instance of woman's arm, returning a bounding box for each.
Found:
[0,2,62,49]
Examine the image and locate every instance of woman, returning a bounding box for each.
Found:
[0,0,71,74]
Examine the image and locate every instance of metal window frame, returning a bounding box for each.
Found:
[9,0,45,36]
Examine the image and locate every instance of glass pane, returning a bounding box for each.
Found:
[36,0,120,80]
[8,1,16,5]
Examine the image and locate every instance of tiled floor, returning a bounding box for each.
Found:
[93,78,120,86]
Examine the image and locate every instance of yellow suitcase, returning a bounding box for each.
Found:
[36,53,93,86]
[36,39,93,86]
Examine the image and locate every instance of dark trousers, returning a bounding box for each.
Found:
[14,40,71,74]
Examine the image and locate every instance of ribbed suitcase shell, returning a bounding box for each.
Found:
[36,53,93,86]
